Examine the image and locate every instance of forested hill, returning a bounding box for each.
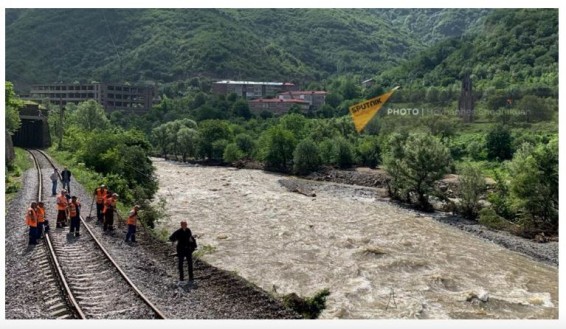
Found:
[376,9,558,91]
[6,8,488,91]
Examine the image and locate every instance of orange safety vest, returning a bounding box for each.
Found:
[95,188,107,204]
[37,207,45,223]
[26,208,37,228]
[126,209,137,226]
[103,197,116,214]
[56,195,68,211]
[69,201,80,218]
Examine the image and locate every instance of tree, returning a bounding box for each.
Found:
[223,143,244,163]
[340,79,360,100]
[333,137,354,169]
[293,139,321,175]
[384,133,452,210]
[517,95,553,122]
[152,125,169,158]
[325,93,343,108]
[261,126,296,171]
[356,136,381,168]
[234,133,255,158]
[177,127,198,162]
[5,81,23,135]
[485,125,514,161]
[232,99,252,119]
[458,164,486,219]
[196,120,232,160]
[68,99,110,131]
[508,139,558,232]
[280,113,308,140]
[164,120,182,159]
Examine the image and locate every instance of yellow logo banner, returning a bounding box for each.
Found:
[349,86,399,133]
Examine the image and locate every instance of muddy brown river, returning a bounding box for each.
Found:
[152,158,558,319]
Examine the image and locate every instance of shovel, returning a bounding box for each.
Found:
[85,195,96,220]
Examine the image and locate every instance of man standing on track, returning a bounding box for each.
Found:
[61,166,72,194]
[56,189,69,228]
[169,221,197,283]
[125,205,140,243]
[26,202,38,245]
[38,201,49,235]
[36,201,46,239]
[103,193,118,232]
[94,184,108,224]
[69,196,82,237]
[50,168,59,196]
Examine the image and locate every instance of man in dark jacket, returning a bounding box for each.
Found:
[61,166,72,193]
[169,221,197,283]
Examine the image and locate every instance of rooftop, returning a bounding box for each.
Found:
[214,80,295,86]
[250,98,309,104]
[278,90,327,95]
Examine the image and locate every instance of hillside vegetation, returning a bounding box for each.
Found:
[6,8,490,92]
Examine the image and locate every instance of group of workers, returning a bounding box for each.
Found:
[26,166,197,284]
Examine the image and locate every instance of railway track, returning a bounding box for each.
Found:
[27,149,166,319]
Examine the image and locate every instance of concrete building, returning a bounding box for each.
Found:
[248,98,309,115]
[212,80,297,99]
[26,83,157,114]
[276,90,327,109]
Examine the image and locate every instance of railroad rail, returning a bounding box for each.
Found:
[28,149,166,319]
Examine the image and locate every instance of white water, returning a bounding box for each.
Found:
[152,158,557,319]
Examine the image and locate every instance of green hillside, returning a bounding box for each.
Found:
[5,8,557,95]
[376,9,558,91]
[5,8,487,92]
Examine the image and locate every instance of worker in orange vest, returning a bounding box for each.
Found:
[103,193,118,232]
[26,202,38,245]
[56,189,69,228]
[125,205,140,243]
[69,196,82,237]
[37,201,46,239]
[94,184,108,224]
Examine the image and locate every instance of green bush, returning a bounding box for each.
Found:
[384,133,452,210]
[478,208,510,230]
[211,139,229,161]
[293,139,321,175]
[223,143,244,163]
[333,137,354,169]
[458,164,486,219]
[486,170,515,220]
[466,140,485,161]
[318,139,335,165]
[282,288,331,319]
[356,136,381,168]
[508,138,558,231]
[261,126,297,171]
[485,125,513,161]
[234,133,256,158]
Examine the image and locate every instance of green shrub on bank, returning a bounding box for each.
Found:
[293,139,321,175]
[384,133,452,211]
[282,288,331,319]
[458,164,486,219]
[478,208,511,230]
